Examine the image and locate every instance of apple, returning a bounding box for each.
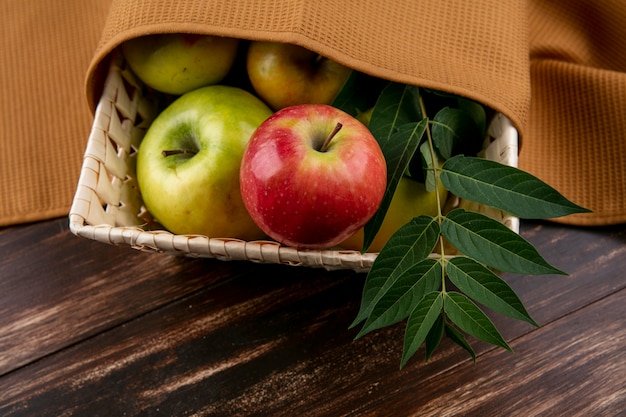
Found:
[136,85,273,240]
[246,41,352,110]
[239,104,387,250]
[121,33,240,95]
[339,175,448,252]
[356,107,374,126]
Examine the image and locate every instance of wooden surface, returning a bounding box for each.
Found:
[0,217,624,416]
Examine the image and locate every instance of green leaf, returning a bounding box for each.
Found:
[441,209,566,275]
[351,215,440,328]
[446,256,539,326]
[331,71,386,117]
[368,83,422,139]
[431,107,483,159]
[345,82,582,368]
[444,321,477,363]
[444,291,512,352]
[440,155,592,219]
[401,291,443,368]
[361,83,426,251]
[419,141,441,192]
[363,119,427,251]
[405,146,426,183]
[356,258,442,338]
[456,97,487,139]
[424,314,445,361]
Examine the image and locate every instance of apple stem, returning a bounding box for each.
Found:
[162,149,197,157]
[320,122,343,152]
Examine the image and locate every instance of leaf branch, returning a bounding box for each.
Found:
[338,73,591,369]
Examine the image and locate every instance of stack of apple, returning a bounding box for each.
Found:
[122,33,441,252]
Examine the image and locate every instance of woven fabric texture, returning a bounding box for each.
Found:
[85,0,531,133]
[1,0,625,227]
[521,0,626,225]
[0,0,112,227]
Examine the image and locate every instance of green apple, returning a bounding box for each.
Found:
[136,85,273,239]
[121,33,240,95]
[246,41,352,110]
[340,175,448,252]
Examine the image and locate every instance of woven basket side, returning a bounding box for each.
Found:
[70,53,158,235]
[482,112,520,234]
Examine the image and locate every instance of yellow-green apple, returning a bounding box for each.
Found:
[356,107,374,126]
[121,33,240,95]
[239,104,387,249]
[136,85,273,239]
[246,41,352,110]
[340,175,448,252]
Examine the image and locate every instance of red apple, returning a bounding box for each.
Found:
[240,104,387,249]
[246,41,352,111]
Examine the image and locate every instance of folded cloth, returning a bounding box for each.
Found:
[521,0,626,225]
[85,0,531,132]
[1,0,624,227]
[0,0,112,227]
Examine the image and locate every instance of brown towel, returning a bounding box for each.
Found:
[522,0,626,225]
[0,0,112,226]
[1,0,624,227]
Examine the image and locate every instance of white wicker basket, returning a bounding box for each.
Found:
[69,52,519,272]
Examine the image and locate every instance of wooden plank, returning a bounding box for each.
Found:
[1,219,625,415]
[1,230,624,416]
[501,221,626,323]
[1,273,623,416]
[0,218,253,375]
[0,262,365,415]
[470,220,626,351]
[351,287,626,417]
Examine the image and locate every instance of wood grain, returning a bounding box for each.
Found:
[0,218,625,416]
[353,287,626,417]
[0,219,253,375]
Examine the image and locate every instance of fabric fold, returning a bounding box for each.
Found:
[85,0,531,135]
